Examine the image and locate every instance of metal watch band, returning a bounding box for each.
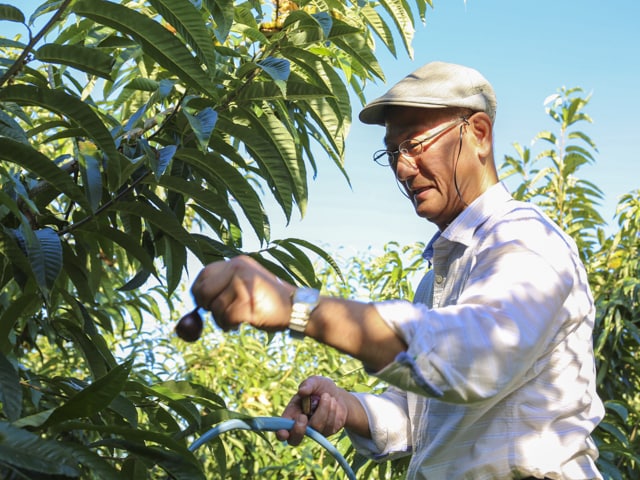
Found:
[289,287,320,339]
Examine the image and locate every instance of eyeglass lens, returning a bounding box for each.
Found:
[373,117,466,168]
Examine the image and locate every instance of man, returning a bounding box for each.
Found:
[191,61,604,479]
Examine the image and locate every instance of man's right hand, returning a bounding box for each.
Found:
[276,376,370,446]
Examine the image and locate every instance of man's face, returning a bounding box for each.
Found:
[383,107,479,230]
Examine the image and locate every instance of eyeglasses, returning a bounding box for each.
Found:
[373,116,469,169]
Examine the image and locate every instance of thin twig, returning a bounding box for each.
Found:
[0,0,74,88]
[57,168,152,236]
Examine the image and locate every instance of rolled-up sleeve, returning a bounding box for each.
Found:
[369,215,583,404]
[346,387,413,460]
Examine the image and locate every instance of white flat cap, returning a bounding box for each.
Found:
[359,61,497,125]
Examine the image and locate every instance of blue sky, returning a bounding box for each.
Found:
[265,0,640,254]
[4,0,639,256]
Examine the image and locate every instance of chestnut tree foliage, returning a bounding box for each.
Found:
[0,0,432,478]
[0,1,638,479]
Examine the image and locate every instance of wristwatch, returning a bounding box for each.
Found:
[289,287,320,339]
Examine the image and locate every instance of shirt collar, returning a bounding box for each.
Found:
[423,182,512,262]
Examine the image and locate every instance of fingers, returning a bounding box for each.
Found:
[278,377,348,446]
[191,259,232,301]
[276,413,308,446]
[308,393,346,437]
[191,255,295,332]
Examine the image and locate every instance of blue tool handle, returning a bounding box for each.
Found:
[189,416,357,480]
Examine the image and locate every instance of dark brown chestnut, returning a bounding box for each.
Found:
[175,309,203,342]
[301,394,321,416]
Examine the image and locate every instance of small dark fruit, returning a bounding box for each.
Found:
[301,394,321,416]
[175,309,203,342]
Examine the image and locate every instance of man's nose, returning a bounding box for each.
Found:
[394,156,418,182]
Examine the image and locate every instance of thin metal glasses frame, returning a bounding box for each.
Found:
[373,116,469,169]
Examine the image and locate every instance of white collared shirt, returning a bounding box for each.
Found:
[348,182,604,479]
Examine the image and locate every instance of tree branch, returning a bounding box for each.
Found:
[0,0,74,88]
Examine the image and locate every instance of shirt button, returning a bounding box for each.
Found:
[435,274,444,284]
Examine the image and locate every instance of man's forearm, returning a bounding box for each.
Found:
[303,297,407,373]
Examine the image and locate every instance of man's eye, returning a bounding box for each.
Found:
[404,140,422,155]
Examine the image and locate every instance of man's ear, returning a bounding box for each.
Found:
[468,112,493,158]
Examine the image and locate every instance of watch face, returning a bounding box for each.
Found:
[295,287,319,303]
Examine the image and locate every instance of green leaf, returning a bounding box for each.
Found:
[150,380,226,409]
[51,419,191,454]
[162,236,186,294]
[281,47,350,156]
[12,226,62,296]
[44,359,133,427]
[175,148,268,242]
[98,439,206,480]
[124,382,206,432]
[257,57,290,95]
[0,422,79,476]
[73,0,217,97]
[236,73,332,102]
[0,85,119,162]
[59,242,95,302]
[0,186,32,232]
[267,247,316,287]
[59,442,122,480]
[360,5,396,57]
[331,31,384,81]
[158,176,239,228]
[0,109,28,143]
[281,10,325,46]
[183,104,218,152]
[604,400,629,422]
[216,110,302,222]
[204,0,234,43]
[0,4,25,23]
[52,319,115,378]
[78,151,103,213]
[88,226,157,275]
[597,420,630,446]
[378,0,416,58]
[112,200,204,263]
[35,43,115,79]
[0,352,21,421]
[0,138,91,211]
[0,292,37,354]
[148,0,218,71]
[191,231,241,260]
[118,268,152,291]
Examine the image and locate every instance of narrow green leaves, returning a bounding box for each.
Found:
[378,0,416,58]
[73,0,217,97]
[0,423,80,476]
[0,352,21,421]
[0,4,25,23]
[112,200,204,263]
[0,139,91,212]
[148,0,218,72]
[175,148,268,242]
[10,226,62,296]
[257,57,291,95]
[0,86,119,163]
[183,103,218,152]
[44,359,133,427]
[0,109,28,143]
[360,5,397,57]
[36,43,115,79]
